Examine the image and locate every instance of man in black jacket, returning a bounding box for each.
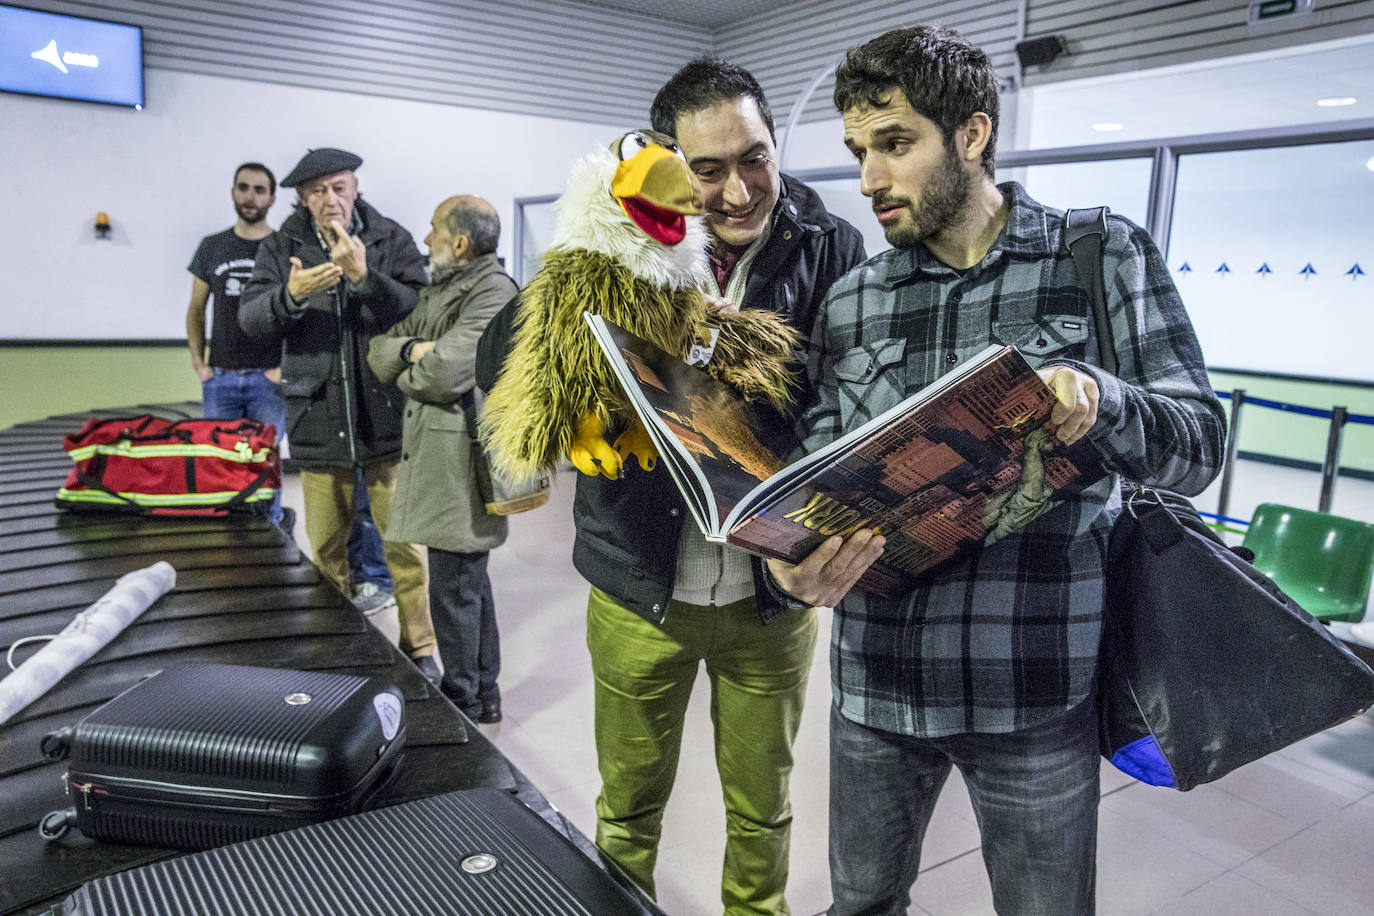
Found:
[478,60,865,914]
[241,148,440,681]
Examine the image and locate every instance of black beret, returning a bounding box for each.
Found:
[280,148,363,188]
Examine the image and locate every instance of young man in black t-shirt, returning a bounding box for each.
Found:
[186,162,286,522]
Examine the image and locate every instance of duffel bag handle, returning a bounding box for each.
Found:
[69,468,150,513]
[115,417,193,445]
[221,467,275,513]
[209,420,272,445]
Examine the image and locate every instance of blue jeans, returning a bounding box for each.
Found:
[347,470,392,589]
[828,698,1100,916]
[201,368,285,522]
[428,548,499,716]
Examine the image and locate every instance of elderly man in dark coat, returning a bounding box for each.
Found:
[241,147,440,682]
[368,195,518,723]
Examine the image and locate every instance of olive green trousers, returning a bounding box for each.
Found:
[586,586,818,915]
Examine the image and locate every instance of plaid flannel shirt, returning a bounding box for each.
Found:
[799,182,1225,737]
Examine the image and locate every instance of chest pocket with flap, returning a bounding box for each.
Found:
[832,337,907,425]
[991,314,1091,362]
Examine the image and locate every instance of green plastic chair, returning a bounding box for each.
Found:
[1242,503,1374,623]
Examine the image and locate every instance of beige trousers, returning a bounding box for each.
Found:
[300,463,435,658]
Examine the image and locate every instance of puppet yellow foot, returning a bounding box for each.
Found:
[569,413,621,479]
[613,418,658,472]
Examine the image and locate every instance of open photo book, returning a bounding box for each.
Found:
[586,313,1108,595]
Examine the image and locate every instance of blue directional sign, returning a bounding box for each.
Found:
[1215,262,1231,274]
[1347,263,1366,280]
[0,6,143,108]
[1256,263,1272,276]
[1299,263,1317,278]
[1177,262,1192,274]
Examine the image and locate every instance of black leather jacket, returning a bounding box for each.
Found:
[477,174,865,624]
[241,199,427,469]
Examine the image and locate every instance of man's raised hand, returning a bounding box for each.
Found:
[287,256,343,302]
[329,218,368,284]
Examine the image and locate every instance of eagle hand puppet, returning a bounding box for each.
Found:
[481,129,799,481]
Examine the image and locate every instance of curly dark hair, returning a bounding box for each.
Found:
[834,26,999,178]
[651,57,775,140]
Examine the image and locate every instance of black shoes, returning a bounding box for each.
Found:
[437,679,502,724]
[413,655,442,686]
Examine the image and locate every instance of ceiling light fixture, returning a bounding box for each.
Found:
[1092,122,1124,131]
[1366,156,1374,173]
[1316,96,1357,107]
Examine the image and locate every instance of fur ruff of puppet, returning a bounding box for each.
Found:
[481,136,799,481]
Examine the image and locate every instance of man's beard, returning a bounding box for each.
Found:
[875,146,971,249]
[428,246,453,273]
[235,202,267,225]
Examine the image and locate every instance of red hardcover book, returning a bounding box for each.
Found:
[586,314,1108,595]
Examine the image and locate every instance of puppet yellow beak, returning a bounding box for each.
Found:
[612,145,704,216]
[611,145,703,245]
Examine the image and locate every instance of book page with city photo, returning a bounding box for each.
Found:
[586,314,1107,595]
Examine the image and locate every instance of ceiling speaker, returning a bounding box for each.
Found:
[1016,35,1067,68]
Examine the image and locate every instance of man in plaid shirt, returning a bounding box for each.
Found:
[768,26,1226,915]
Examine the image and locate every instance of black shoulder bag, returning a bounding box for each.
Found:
[1066,207,1374,791]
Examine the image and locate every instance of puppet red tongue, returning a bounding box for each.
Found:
[619,195,687,245]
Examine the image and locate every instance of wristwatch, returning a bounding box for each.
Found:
[400,338,418,363]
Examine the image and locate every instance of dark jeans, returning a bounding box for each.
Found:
[428,548,499,716]
[347,469,391,589]
[201,368,285,523]
[828,698,1100,916]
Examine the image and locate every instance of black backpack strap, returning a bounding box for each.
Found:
[1063,206,1117,376]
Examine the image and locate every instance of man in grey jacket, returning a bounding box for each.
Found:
[368,196,518,724]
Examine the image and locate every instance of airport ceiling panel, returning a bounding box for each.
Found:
[716,0,1022,126]
[24,0,713,125]
[20,0,1025,128]
[1022,0,1374,85]
[574,0,795,30]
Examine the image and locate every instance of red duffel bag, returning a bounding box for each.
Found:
[55,415,280,516]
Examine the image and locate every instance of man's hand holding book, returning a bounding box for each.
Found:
[770,364,1101,606]
[766,528,886,608]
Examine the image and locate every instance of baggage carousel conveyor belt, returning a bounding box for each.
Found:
[0,404,653,915]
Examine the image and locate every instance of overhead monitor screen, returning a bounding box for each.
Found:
[0,4,143,109]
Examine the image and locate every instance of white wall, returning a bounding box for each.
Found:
[0,67,626,339]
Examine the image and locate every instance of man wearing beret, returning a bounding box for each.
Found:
[242,147,441,682]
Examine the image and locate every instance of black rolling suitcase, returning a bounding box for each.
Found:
[40,662,405,850]
[63,787,656,915]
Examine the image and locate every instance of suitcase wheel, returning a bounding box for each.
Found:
[40,808,78,842]
[41,726,76,761]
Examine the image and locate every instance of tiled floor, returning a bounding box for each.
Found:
[282,461,1374,915]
